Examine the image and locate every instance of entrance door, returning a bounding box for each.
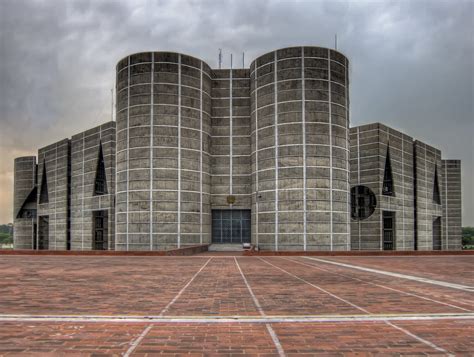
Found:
[93,210,108,250]
[38,216,49,250]
[432,217,441,250]
[33,224,37,250]
[383,211,395,250]
[212,210,251,244]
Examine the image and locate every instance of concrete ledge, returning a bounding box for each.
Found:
[244,250,474,256]
[0,245,209,256]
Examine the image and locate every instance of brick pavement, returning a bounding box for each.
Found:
[325,256,474,285]
[265,257,471,314]
[0,256,210,315]
[0,254,472,355]
[164,258,260,316]
[291,256,474,311]
[271,319,474,356]
[0,321,147,355]
[1,320,473,356]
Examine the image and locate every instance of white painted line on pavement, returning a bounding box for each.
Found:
[235,257,285,356]
[385,320,454,357]
[0,313,472,323]
[305,257,474,292]
[286,257,472,312]
[159,258,212,316]
[123,324,153,357]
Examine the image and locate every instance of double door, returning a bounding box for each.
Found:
[212,210,251,244]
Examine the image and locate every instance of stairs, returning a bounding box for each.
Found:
[208,243,243,252]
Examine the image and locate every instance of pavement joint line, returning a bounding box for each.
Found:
[234,257,266,317]
[123,324,153,357]
[384,320,454,356]
[235,257,285,356]
[158,257,212,316]
[258,257,371,314]
[286,257,473,313]
[305,257,474,292]
[266,323,285,356]
[0,313,472,323]
[261,257,457,356]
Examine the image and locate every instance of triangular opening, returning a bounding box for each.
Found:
[433,166,441,204]
[39,161,49,203]
[382,144,395,196]
[16,186,37,218]
[94,142,108,196]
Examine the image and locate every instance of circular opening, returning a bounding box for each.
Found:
[351,185,377,220]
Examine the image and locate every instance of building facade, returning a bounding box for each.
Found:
[349,123,415,250]
[13,46,463,251]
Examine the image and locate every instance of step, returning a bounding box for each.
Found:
[208,243,244,252]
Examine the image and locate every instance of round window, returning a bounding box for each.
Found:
[351,185,377,220]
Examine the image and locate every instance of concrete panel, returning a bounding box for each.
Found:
[115,52,212,250]
[442,159,462,250]
[251,46,350,251]
[37,139,70,250]
[13,156,37,249]
[70,122,116,250]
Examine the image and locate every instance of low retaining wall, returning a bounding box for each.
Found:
[0,245,209,256]
[244,250,474,256]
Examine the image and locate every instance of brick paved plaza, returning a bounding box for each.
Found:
[0,254,472,355]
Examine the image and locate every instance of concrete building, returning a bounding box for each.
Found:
[349,123,415,250]
[12,46,463,251]
[70,122,116,250]
[413,140,443,250]
[37,139,71,250]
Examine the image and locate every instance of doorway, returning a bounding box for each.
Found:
[38,216,49,250]
[212,210,251,244]
[93,210,108,250]
[383,211,395,250]
[432,217,441,250]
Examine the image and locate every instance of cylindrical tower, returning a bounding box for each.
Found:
[250,46,350,251]
[13,156,37,249]
[115,52,212,250]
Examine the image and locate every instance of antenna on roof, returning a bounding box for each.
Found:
[335,34,338,51]
[230,53,233,70]
[218,49,222,69]
[242,52,245,68]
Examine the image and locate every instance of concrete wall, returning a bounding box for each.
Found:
[13,156,37,249]
[116,52,212,250]
[442,159,462,250]
[250,46,350,251]
[70,122,116,250]
[350,124,415,250]
[37,139,71,250]
[414,140,443,250]
[210,69,251,210]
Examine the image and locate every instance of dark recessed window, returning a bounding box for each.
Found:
[382,145,395,196]
[351,185,377,220]
[94,143,108,196]
[433,166,441,204]
[39,161,49,204]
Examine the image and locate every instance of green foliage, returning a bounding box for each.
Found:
[462,227,474,249]
[0,224,13,245]
[0,232,13,244]
[0,224,12,234]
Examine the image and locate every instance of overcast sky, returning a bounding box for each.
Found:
[0,0,472,225]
